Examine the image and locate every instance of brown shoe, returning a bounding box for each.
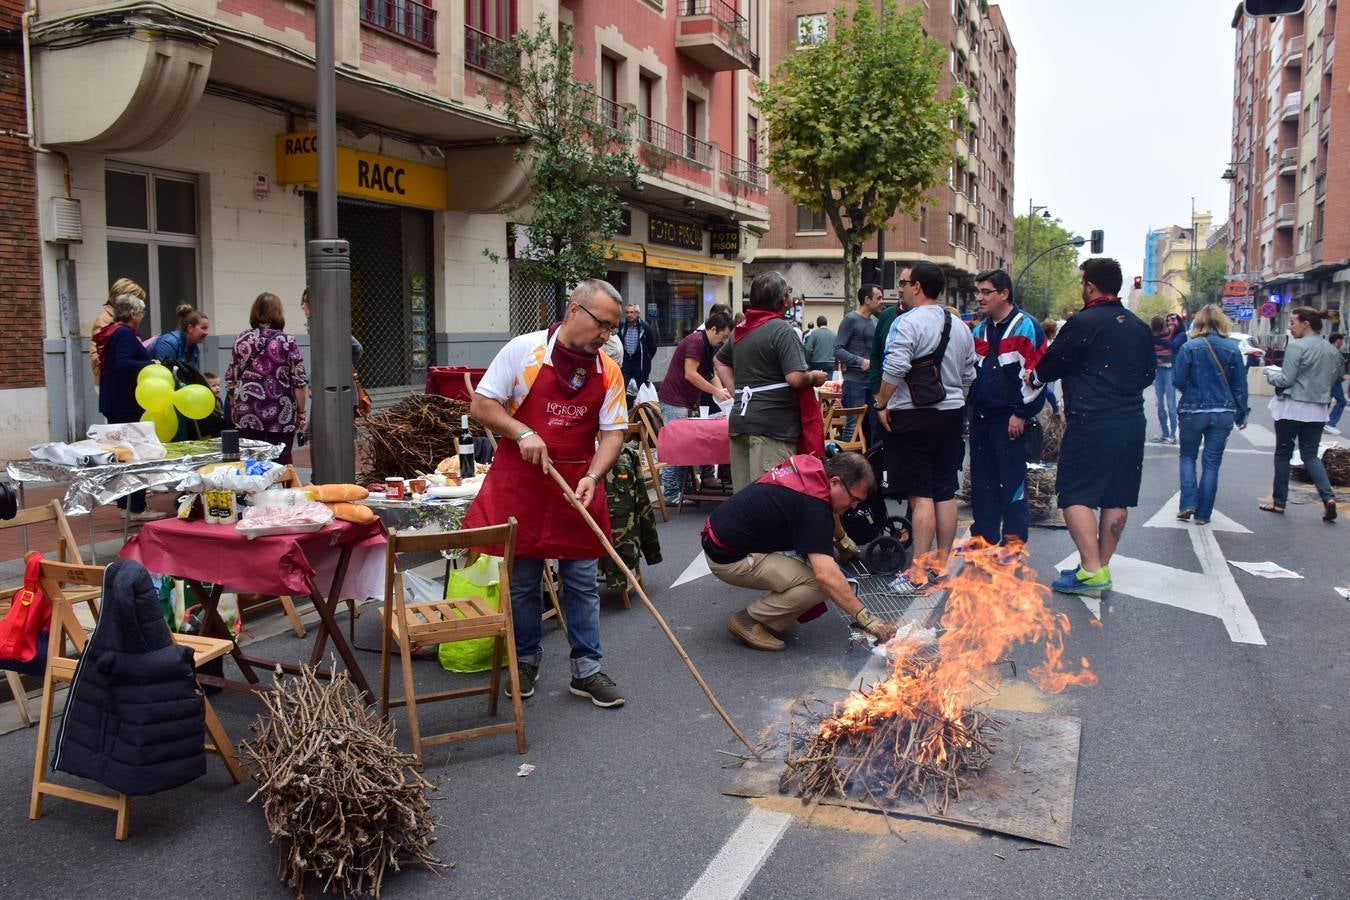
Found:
[727,609,785,651]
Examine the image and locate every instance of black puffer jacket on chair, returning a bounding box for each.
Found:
[53,559,206,795]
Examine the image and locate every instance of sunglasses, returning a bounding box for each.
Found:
[574,303,619,334]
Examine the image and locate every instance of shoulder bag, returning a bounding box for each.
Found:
[905,310,953,407]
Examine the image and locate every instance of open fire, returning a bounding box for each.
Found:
[780,540,1097,814]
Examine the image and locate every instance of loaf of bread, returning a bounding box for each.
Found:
[308,483,370,503]
[327,501,376,524]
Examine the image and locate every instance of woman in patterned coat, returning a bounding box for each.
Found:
[225,292,308,464]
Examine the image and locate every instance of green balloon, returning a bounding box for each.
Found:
[173,383,216,420]
[138,364,174,387]
[141,406,178,442]
[135,377,175,413]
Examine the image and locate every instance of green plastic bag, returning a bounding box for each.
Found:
[437,554,504,674]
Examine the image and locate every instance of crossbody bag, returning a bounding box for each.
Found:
[905,310,953,407]
[1201,337,1239,409]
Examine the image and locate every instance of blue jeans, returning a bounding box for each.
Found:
[1273,418,1334,506]
[969,412,1029,543]
[1154,365,1178,438]
[1330,379,1346,427]
[659,402,688,502]
[1178,411,1234,521]
[840,380,877,445]
[509,556,602,678]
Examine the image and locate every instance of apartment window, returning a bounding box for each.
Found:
[686,96,705,159]
[361,0,436,49]
[797,14,827,47]
[796,205,827,233]
[919,206,928,241]
[466,0,518,71]
[105,165,200,339]
[1315,202,1325,241]
[947,213,955,245]
[638,74,656,143]
[600,55,621,129]
[747,114,759,167]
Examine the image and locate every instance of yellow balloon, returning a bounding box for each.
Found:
[141,407,178,442]
[173,384,216,420]
[135,377,175,413]
[138,364,174,387]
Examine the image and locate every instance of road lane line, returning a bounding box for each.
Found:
[1187,522,1266,645]
[682,808,793,900]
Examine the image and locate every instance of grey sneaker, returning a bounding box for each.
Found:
[569,671,625,708]
[506,661,538,699]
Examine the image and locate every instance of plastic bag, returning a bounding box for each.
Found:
[437,554,504,674]
[635,382,658,405]
[87,422,165,461]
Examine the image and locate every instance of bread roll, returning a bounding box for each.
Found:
[308,483,370,503]
[328,501,376,524]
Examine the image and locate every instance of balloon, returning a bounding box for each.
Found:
[173,384,216,420]
[135,377,175,413]
[141,407,179,443]
[137,364,174,387]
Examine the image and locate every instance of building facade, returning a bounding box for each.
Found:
[748,0,1015,322]
[5,0,767,458]
[1227,1,1348,341]
[1141,212,1215,310]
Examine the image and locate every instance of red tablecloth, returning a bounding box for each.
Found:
[656,417,731,466]
[120,517,388,599]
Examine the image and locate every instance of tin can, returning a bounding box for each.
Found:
[407,477,427,496]
[203,489,238,525]
[385,477,407,500]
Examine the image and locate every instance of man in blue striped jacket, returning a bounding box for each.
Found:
[969,269,1047,545]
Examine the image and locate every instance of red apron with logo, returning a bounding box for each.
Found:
[463,359,612,560]
[754,454,832,501]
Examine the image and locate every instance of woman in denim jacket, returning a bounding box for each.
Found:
[1261,306,1342,521]
[1172,305,1248,525]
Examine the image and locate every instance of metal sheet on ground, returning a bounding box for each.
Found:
[723,687,1082,847]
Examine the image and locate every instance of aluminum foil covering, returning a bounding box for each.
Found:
[5,439,281,515]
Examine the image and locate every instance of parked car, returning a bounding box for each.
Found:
[1230,332,1266,367]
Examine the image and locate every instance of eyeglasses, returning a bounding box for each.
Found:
[896,279,913,287]
[845,483,870,506]
[574,303,619,334]
[975,287,1005,296]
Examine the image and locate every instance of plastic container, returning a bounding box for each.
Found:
[203,489,238,525]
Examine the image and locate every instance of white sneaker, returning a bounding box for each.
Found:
[1324,425,1342,435]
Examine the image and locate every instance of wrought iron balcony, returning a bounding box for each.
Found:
[720,153,766,190]
[636,115,713,167]
[466,24,511,77]
[361,0,436,50]
[676,0,753,72]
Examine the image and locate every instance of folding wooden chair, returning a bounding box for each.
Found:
[0,500,98,727]
[30,560,243,840]
[633,402,670,522]
[379,520,526,766]
[824,405,868,453]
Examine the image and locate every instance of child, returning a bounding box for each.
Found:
[203,371,220,397]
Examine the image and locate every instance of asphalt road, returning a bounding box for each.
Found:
[1,394,1347,899]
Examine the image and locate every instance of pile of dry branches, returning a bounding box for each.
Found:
[1295,447,1350,487]
[1026,466,1057,520]
[240,667,444,899]
[1038,412,1065,462]
[780,656,1001,816]
[359,393,484,481]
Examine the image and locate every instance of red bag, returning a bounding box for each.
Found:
[0,552,53,676]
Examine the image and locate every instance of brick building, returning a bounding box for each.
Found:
[1227,1,1348,341]
[4,0,767,457]
[748,0,1016,322]
[0,0,45,448]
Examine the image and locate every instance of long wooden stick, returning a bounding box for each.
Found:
[547,465,757,755]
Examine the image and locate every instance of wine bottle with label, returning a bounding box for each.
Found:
[458,415,476,479]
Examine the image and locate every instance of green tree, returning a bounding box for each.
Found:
[484,16,641,317]
[1013,214,1083,320]
[758,1,965,312]
[1186,243,1227,313]
[1134,294,1175,324]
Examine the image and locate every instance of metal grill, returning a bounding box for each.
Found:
[840,557,947,627]
[304,196,434,390]
[508,261,560,336]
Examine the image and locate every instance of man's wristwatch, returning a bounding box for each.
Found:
[583,472,601,484]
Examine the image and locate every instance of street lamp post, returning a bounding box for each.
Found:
[1221,158,1255,282]
[1021,199,1051,308]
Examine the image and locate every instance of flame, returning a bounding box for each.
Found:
[823,538,1096,742]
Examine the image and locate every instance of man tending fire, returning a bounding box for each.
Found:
[465,279,629,709]
[701,451,898,650]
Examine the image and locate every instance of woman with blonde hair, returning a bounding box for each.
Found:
[1171,304,1248,525]
[225,292,308,464]
[90,277,146,384]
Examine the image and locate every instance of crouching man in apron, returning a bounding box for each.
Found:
[466,279,629,708]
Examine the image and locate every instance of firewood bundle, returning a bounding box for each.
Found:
[780,653,1001,816]
[240,667,445,899]
[1294,446,1350,487]
[1025,466,1057,520]
[1038,411,1065,462]
[358,393,485,482]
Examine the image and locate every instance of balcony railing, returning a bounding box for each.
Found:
[720,152,766,190]
[1284,36,1304,67]
[1316,172,1327,199]
[466,24,512,76]
[1279,146,1298,168]
[1276,201,1296,226]
[1280,90,1301,121]
[1274,256,1294,274]
[361,0,436,50]
[586,91,624,131]
[636,115,712,167]
[683,0,750,44]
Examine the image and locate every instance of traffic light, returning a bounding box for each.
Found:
[1244,1,1306,16]
[1090,229,1104,254]
[1133,276,1143,291]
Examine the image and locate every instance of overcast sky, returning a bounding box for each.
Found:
[993,0,1240,284]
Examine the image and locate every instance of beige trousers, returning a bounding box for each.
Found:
[729,434,798,491]
[706,551,827,633]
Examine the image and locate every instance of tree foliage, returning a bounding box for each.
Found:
[484,15,641,308]
[1134,293,1176,324]
[1012,214,1083,320]
[1186,243,1227,313]
[758,1,964,311]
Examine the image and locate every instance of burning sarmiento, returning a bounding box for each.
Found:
[781,541,1096,815]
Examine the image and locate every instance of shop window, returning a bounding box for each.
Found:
[796,205,827,233]
[644,271,703,344]
[104,166,200,339]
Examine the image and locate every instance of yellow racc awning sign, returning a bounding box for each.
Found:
[276,132,448,210]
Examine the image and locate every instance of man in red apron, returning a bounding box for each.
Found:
[466,279,629,708]
[700,452,897,650]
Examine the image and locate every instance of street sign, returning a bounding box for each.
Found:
[1230,305,1255,320]
[1258,302,1278,318]
[1223,279,1253,297]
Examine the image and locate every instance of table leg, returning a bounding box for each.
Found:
[304,549,372,701]
[189,579,261,685]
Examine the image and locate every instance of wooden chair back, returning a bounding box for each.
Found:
[631,402,669,521]
[29,559,242,839]
[378,519,526,764]
[824,405,868,453]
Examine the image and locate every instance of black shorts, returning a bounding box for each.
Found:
[884,406,966,502]
[1056,415,1146,509]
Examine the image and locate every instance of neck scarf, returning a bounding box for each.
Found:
[93,322,130,375]
[546,322,597,394]
[1083,294,1121,310]
[732,307,783,343]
